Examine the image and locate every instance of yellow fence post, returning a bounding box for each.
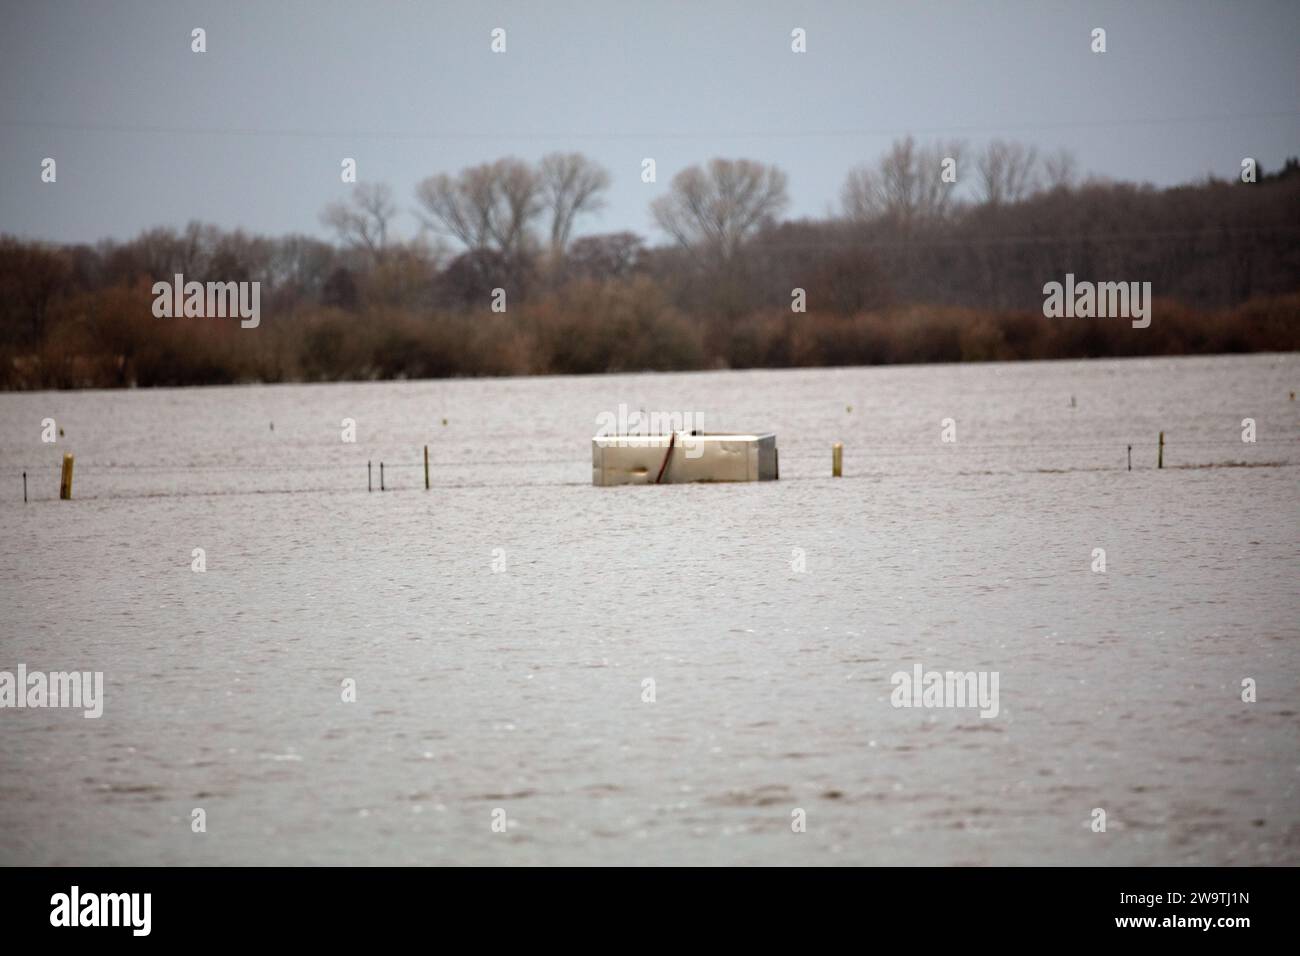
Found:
[59,453,74,499]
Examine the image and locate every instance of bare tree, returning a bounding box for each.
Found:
[976,140,1040,205]
[842,136,966,225]
[651,158,789,261]
[1042,147,1079,190]
[564,231,643,281]
[539,152,611,254]
[0,237,70,344]
[321,183,396,260]
[414,165,495,251]
[131,222,212,278]
[415,159,542,257]
[486,158,543,256]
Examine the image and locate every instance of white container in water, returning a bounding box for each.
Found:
[592,432,779,486]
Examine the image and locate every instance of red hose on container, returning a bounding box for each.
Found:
[654,431,677,484]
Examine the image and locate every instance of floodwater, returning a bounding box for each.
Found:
[1,353,1297,865]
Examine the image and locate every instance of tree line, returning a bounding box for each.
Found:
[2,141,1297,389]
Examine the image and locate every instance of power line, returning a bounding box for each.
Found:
[3,109,1297,144]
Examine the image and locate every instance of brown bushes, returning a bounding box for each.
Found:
[3,285,1296,390]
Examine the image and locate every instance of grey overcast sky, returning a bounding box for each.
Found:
[1,0,1297,247]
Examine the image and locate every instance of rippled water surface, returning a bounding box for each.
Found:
[1,354,1297,865]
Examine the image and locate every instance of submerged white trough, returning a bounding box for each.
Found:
[592,432,779,486]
